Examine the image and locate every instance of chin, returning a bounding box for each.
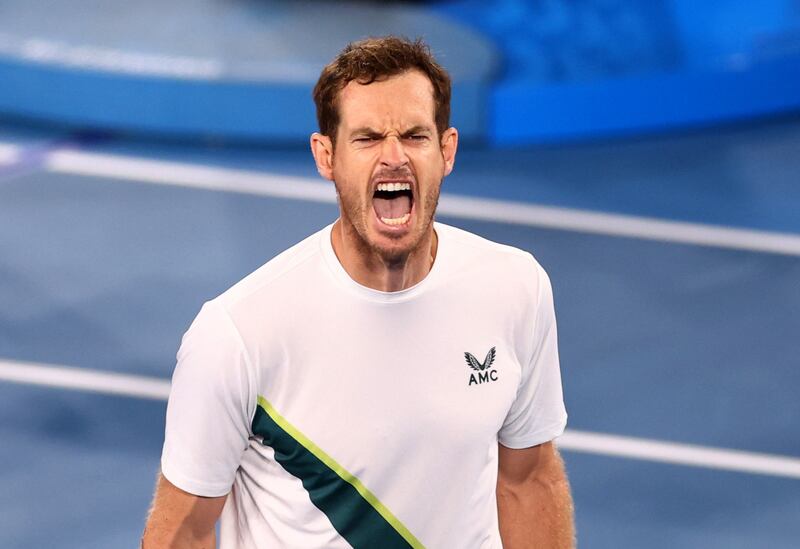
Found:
[361,228,410,259]
[369,239,414,264]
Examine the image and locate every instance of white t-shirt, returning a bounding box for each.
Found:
[161,222,567,549]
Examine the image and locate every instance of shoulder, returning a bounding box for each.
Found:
[212,226,328,314]
[180,227,330,363]
[436,222,549,288]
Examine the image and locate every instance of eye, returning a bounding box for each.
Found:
[407,134,428,142]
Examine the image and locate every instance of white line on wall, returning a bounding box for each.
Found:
[44,148,800,256]
[2,357,799,479]
[16,39,223,80]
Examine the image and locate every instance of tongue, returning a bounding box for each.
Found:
[373,195,411,220]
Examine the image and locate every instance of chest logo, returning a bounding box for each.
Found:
[465,347,498,386]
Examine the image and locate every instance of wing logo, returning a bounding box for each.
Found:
[465,347,498,386]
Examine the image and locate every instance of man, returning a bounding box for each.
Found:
[143,36,574,548]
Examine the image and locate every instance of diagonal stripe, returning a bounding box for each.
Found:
[254,396,424,549]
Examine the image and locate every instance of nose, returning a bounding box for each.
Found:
[379,135,409,169]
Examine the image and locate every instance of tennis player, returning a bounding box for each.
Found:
[142,36,574,548]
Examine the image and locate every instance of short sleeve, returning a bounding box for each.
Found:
[160,300,257,497]
[498,263,568,448]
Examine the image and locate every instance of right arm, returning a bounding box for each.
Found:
[141,473,227,549]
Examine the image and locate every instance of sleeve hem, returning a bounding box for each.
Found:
[498,416,567,450]
[161,458,233,498]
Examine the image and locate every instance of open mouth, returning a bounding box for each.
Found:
[372,182,414,227]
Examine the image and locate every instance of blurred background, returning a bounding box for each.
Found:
[1,0,799,547]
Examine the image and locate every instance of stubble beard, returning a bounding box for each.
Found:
[334,179,441,266]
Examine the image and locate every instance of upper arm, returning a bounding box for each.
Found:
[498,263,567,448]
[142,473,227,549]
[161,301,256,496]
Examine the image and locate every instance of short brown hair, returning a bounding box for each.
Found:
[313,36,452,144]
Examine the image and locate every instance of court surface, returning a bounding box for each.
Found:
[1,117,799,548]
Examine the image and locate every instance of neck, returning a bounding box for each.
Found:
[331,220,437,292]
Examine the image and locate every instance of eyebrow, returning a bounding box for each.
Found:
[349,127,383,138]
[349,125,433,138]
[401,126,433,137]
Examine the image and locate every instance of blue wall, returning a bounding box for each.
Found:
[491,57,800,144]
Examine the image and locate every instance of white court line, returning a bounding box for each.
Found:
[2,358,800,479]
[0,358,170,401]
[0,142,21,165]
[558,430,800,479]
[46,149,335,203]
[45,149,800,257]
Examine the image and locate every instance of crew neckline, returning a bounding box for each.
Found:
[319,222,446,303]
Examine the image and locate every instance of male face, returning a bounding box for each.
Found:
[313,69,457,263]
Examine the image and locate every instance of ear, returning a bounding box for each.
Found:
[310,132,335,181]
[440,127,458,177]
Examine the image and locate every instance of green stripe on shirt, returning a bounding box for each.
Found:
[253,396,424,549]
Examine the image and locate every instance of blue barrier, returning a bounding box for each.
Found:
[0,58,314,140]
[491,58,800,145]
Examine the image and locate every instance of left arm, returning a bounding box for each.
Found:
[497,441,575,549]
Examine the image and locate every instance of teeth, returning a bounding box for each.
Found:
[380,213,411,226]
[376,182,411,192]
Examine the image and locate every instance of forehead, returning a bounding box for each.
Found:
[337,70,436,131]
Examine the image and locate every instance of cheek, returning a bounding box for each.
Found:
[414,152,446,183]
[333,153,375,186]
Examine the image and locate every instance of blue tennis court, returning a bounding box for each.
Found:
[1,114,799,548]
